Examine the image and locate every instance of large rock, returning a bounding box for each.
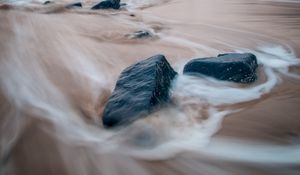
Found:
[183,53,258,83]
[102,55,178,128]
[91,0,120,10]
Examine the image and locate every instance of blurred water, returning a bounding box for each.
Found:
[0,0,300,175]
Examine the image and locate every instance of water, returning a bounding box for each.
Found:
[0,0,300,174]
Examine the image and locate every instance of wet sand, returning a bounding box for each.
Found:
[0,0,300,174]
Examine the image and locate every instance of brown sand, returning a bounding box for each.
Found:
[0,0,300,174]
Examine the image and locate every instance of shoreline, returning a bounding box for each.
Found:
[1,0,300,175]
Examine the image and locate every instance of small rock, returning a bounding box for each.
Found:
[0,4,11,10]
[183,53,258,83]
[126,30,154,39]
[102,54,178,128]
[91,0,120,10]
[43,1,53,5]
[65,2,82,9]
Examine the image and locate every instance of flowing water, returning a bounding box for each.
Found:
[0,0,300,174]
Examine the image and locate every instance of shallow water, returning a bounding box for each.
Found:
[0,0,300,174]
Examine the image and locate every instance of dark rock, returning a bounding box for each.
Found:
[43,1,53,5]
[65,2,82,9]
[126,30,154,39]
[91,0,120,10]
[183,53,258,83]
[0,4,11,10]
[102,54,178,128]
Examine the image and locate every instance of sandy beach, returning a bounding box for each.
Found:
[0,0,300,174]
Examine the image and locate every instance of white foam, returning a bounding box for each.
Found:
[103,45,300,164]
[3,0,45,5]
[259,0,300,3]
[201,138,300,164]
[1,12,300,171]
[125,0,170,9]
[173,67,277,106]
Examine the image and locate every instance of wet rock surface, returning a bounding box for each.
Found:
[0,4,11,10]
[65,2,82,9]
[91,0,120,10]
[43,1,53,5]
[102,55,178,128]
[183,53,258,83]
[126,30,154,39]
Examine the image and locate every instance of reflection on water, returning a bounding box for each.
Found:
[0,0,300,175]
